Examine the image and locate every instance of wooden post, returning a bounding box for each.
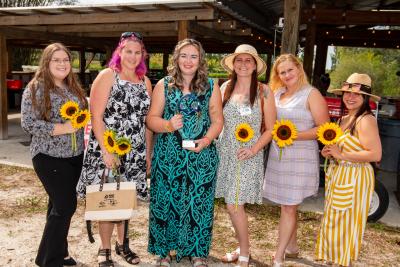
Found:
[312,42,329,93]
[163,52,169,75]
[281,0,301,54]
[178,20,189,41]
[79,48,86,88]
[303,23,316,82]
[266,53,272,83]
[0,33,8,139]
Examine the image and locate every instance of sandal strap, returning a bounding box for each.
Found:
[191,257,208,267]
[238,255,249,262]
[159,255,171,267]
[223,247,240,262]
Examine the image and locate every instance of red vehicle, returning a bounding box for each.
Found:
[323,96,389,222]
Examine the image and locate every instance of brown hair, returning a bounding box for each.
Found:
[28,43,87,120]
[269,53,309,91]
[167,38,209,94]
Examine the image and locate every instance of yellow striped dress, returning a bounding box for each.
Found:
[315,130,374,266]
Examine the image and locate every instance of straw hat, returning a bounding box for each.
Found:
[221,44,267,76]
[328,73,381,102]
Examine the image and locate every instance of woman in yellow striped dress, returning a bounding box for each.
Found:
[315,73,382,266]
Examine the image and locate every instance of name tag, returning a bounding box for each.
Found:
[182,140,196,148]
[239,106,252,116]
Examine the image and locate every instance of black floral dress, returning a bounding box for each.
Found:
[77,72,150,199]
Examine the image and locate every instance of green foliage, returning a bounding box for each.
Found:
[330,47,400,97]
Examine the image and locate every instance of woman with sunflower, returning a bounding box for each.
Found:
[76,32,152,266]
[262,54,329,266]
[146,39,223,267]
[215,44,276,267]
[315,73,381,266]
[21,43,88,267]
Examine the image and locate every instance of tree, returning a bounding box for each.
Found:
[329,47,400,97]
[1,0,78,70]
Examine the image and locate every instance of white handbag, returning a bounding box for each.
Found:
[84,169,137,221]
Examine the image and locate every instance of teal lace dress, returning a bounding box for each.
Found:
[148,77,219,261]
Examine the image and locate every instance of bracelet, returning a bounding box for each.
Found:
[164,121,174,133]
[202,136,211,146]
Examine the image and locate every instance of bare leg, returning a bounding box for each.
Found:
[116,221,125,245]
[227,204,250,266]
[286,218,299,253]
[274,205,298,262]
[99,221,114,249]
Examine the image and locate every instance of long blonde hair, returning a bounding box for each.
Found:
[28,43,87,120]
[167,38,209,94]
[269,53,309,91]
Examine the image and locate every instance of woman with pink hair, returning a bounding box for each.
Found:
[77,32,152,267]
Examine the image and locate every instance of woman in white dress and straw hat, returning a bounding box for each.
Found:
[215,44,276,267]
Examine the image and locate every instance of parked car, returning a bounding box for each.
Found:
[324,96,389,222]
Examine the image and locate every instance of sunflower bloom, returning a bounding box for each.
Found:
[317,122,343,145]
[103,130,117,154]
[317,122,343,172]
[272,119,298,160]
[235,123,254,143]
[272,119,298,148]
[60,101,79,120]
[71,109,91,129]
[115,137,132,156]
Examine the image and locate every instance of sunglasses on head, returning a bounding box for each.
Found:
[341,81,371,91]
[120,32,143,41]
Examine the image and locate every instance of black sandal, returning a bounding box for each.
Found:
[98,248,114,267]
[115,241,140,265]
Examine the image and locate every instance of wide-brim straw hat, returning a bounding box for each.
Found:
[221,44,267,76]
[328,73,381,102]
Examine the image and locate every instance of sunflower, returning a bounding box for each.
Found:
[272,119,298,148]
[71,109,91,129]
[60,101,80,120]
[115,137,132,156]
[103,129,117,154]
[235,123,254,143]
[317,122,343,145]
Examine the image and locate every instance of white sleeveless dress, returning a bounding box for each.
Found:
[263,85,319,205]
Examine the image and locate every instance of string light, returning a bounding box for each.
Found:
[326,31,329,35]
[372,29,375,34]
[230,21,233,28]
[373,42,376,46]
[364,42,367,46]
[388,30,391,34]
[250,33,254,37]
[341,35,344,39]
[218,18,221,23]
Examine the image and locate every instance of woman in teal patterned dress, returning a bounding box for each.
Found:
[146,39,223,267]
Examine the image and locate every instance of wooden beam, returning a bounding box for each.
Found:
[189,21,238,43]
[153,4,172,11]
[18,22,177,33]
[302,9,400,25]
[281,0,301,54]
[178,20,189,41]
[0,33,7,139]
[80,31,177,38]
[303,23,316,81]
[0,9,214,26]
[0,27,113,50]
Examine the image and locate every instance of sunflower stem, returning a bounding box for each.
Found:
[324,157,328,173]
[279,148,282,161]
[235,144,242,211]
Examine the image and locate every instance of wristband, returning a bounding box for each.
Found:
[164,121,174,133]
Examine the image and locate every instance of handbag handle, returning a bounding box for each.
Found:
[99,168,122,192]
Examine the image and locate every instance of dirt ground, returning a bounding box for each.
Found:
[1,164,400,267]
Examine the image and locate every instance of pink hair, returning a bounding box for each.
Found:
[108,36,148,79]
